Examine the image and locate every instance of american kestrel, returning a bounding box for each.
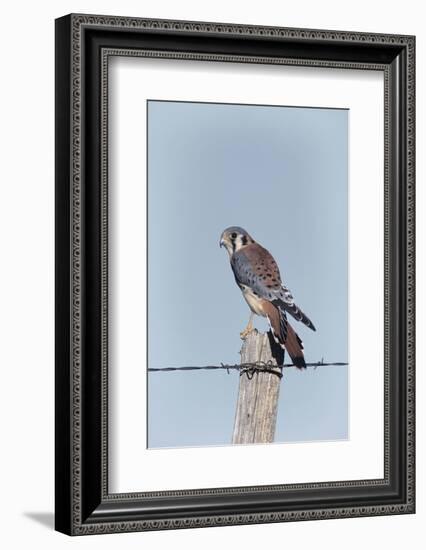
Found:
[220,226,316,369]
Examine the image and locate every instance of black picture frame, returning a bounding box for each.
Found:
[55,13,415,535]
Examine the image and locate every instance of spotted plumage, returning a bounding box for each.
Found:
[220,226,316,369]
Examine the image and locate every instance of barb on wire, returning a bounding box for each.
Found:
[238,361,284,379]
[148,359,348,373]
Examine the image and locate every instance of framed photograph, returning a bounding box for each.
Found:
[55,14,415,535]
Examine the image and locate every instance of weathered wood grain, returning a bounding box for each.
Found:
[232,330,284,444]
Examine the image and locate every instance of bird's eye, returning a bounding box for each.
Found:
[231,232,237,239]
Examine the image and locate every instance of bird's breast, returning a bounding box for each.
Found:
[239,284,267,316]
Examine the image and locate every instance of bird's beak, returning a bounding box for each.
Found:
[219,238,225,248]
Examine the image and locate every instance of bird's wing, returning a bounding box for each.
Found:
[231,243,282,294]
[231,243,316,331]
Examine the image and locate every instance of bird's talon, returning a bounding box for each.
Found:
[240,323,254,340]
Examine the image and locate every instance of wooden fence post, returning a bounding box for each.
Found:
[232,329,284,444]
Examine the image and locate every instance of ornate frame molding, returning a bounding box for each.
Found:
[55,14,415,535]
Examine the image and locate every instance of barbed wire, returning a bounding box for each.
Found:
[148,359,348,375]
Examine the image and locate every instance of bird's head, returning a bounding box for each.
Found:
[219,226,254,257]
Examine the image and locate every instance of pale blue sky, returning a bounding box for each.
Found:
[147,100,348,448]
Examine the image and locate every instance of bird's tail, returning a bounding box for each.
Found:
[263,302,306,369]
[282,320,306,369]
